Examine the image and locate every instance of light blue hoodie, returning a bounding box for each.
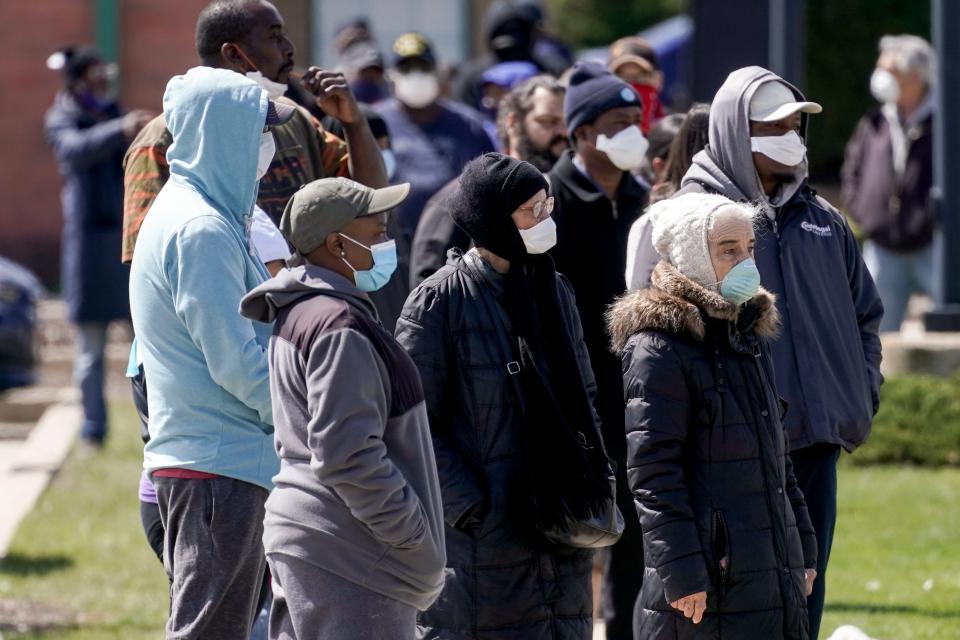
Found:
[129,67,277,489]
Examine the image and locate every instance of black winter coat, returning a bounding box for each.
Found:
[396,250,599,640]
[606,263,817,640]
[45,92,130,323]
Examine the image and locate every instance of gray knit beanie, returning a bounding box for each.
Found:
[650,193,755,287]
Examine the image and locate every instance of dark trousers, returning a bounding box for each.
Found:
[602,466,644,640]
[141,500,164,562]
[155,476,268,640]
[789,443,841,640]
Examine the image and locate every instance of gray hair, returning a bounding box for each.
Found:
[879,34,937,86]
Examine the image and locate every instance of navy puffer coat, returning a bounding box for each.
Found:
[607,262,817,640]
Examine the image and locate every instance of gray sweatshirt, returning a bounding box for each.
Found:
[240,264,446,611]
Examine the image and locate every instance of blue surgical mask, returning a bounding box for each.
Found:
[339,233,398,292]
[719,258,761,305]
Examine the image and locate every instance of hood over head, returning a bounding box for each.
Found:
[163,66,269,228]
[683,66,812,210]
[239,263,377,324]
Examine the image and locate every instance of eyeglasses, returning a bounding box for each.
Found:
[518,196,555,220]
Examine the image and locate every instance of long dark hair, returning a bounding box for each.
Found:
[655,103,711,200]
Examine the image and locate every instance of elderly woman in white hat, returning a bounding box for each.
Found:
[606,192,818,639]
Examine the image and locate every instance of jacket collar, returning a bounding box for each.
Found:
[606,261,780,353]
[549,151,648,204]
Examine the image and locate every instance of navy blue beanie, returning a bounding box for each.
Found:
[564,61,642,135]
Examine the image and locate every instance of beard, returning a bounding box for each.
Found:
[515,131,568,173]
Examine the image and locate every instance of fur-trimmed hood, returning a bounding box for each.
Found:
[607,261,780,353]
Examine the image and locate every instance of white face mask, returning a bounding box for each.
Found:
[595,125,648,171]
[393,71,440,109]
[870,68,900,104]
[256,131,276,180]
[518,216,557,254]
[246,70,288,100]
[750,130,807,166]
[381,149,397,181]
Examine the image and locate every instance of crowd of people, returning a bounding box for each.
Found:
[43,0,941,638]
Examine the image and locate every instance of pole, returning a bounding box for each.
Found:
[924,0,960,331]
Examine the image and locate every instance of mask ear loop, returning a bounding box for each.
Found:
[231,44,261,74]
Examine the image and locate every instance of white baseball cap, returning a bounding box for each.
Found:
[749,81,822,122]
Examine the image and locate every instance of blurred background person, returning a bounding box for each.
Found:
[608,36,666,134]
[627,103,711,290]
[453,1,567,111]
[337,39,389,105]
[44,44,153,448]
[478,59,541,140]
[378,31,495,283]
[638,112,685,187]
[842,34,936,333]
[409,74,567,288]
[518,0,575,72]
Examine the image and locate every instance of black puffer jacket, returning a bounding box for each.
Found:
[396,250,599,640]
[606,263,817,640]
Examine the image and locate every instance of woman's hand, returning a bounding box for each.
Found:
[670,591,707,624]
[804,569,817,597]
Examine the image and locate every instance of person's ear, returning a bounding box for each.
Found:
[220,43,250,72]
[324,233,345,258]
[506,111,520,136]
[576,125,598,147]
[652,70,664,91]
[652,156,666,176]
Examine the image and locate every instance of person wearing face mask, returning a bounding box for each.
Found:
[376,32,496,258]
[677,67,884,640]
[546,61,649,640]
[608,36,667,135]
[121,0,387,265]
[842,35,937,333]
[239,177,446,640]
[409,74,569,288]
[128,66,295,640]
[397,153,616,640]
[607,193,818,640]
[43,45,155,448]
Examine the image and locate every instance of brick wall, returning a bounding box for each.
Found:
[0,0,208,288]
[120,0,209,110]
[0,0,93,286]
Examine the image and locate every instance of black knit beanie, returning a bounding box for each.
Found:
[564,61,641,135]
[450,153,548,262]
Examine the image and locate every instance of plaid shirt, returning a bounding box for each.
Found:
[121,99,349,264]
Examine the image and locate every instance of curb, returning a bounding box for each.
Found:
[0,391,81,558]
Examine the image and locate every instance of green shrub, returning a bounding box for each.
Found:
[849,373,960,467]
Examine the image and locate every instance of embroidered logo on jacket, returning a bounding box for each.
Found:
[801,221,832,237]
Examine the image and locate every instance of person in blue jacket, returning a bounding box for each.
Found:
[44,45,153,446]
[128,66,294,640]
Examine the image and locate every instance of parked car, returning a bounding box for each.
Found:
[0,256,44,391]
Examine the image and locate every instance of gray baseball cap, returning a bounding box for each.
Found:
[280,177,410,256]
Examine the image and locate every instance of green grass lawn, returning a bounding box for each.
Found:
[1,402,958,639]
[820,464,960,640]
[0,402,167,639]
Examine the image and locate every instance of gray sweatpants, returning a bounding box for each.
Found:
[267,553,417,640]
[155,476,268,640]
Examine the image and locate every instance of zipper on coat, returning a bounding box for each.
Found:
[712,509,730,593]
